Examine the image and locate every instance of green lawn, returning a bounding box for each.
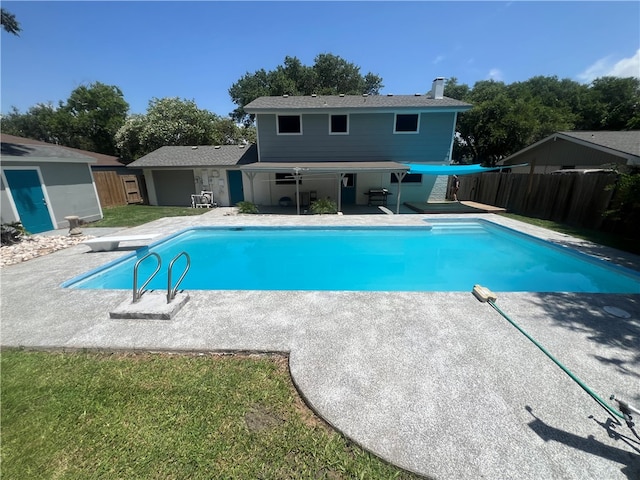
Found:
[1,350,418,480]
[88,204,211,228]
[500,213,640,255]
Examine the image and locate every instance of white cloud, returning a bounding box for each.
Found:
[578,49,640,83]
[433,55,445,65]
[488,68,503,81]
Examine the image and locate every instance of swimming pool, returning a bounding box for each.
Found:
[63,220,640,293]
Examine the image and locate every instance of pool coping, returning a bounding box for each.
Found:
[2,209,639,479]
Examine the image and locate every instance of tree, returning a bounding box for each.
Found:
[229,53,383,124]
[1,82,129,155]
[1,8,21,36]
[115,97,252,161]
[62,82,129,155]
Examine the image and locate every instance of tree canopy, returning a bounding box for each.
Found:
[115,97,255,161]
[1,8,21,35]
[446,75,640,165]
[1,82,129,156]
[229,54,383,124]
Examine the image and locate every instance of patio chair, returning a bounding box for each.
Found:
[191,191,217,208]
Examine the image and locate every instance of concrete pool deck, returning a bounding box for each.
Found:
[1,209,639,479]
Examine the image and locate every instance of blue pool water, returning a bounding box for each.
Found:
[63,220,640,293]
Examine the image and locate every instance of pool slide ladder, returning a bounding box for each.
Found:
[132,251,191,304]
[472,284,640,440]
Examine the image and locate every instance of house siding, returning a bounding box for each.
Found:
[256,112,456,164]
[1,161,102,227]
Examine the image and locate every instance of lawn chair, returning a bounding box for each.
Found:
[191,191,217,208]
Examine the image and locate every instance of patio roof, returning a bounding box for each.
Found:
[239,161,409,174]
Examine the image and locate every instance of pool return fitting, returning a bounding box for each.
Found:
[471,284,640,440]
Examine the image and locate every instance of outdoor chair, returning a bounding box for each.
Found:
[191,190,217,208]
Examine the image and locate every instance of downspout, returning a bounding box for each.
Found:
[338,173,345,212]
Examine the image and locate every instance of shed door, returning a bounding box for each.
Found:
[227,170,244,206]
[153,170,195,206]
[4,169,54,233]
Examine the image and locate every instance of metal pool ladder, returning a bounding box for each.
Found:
[132,251,191,304]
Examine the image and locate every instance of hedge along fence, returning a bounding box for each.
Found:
[456,172,618,229]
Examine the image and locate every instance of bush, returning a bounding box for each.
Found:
[1,222,26,245]
[310,198,338,214]
[236,201,259,214]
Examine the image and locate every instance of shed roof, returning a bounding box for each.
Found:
[0,134,125,166]
[500,130,640,166]
[127,144,258,168]
[244,94,472,113]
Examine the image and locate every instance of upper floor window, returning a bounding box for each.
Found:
[394,113,420,133]
[277,115,302,135]
[329,114,349,135]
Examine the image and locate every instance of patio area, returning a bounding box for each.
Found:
[1,210,639,479]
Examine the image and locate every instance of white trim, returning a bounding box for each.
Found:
[393,113,420,134]
[276,114,303,135]
[86,163,104,221]
[1,166,56,228]
[328,113,349,135]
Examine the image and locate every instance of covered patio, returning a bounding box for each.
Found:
[239,161,410,214]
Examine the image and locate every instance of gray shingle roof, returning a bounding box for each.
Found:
[244,94,472,112]
[1,134,96,162]
[559,131,640,157]
[127,144,258,168]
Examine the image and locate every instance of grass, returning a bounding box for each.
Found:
[88,205,211,228]
[1,350,419,480]
[500,213,640,256]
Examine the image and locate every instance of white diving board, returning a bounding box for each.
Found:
[83,234,159,252]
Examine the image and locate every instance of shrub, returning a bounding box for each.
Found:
[1,222,26,245]
[310,198,338,214]
[236,201,259,214]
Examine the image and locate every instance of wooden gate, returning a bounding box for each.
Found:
[93,171,144,207]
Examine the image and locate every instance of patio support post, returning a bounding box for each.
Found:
[337,173,345,212]
[394,171,406,214]
[245,172,257,204]
[293,168,301,215]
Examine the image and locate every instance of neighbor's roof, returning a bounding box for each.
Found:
[127,144,258,168]
[501,130,640,165]
[244,94,472,113]
[0,134,124,166]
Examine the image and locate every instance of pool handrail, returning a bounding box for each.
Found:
[133,252,161,303]
[167,251,190,303]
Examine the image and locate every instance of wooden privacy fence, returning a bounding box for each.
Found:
[93,171,144,207]
[457,172,618,229]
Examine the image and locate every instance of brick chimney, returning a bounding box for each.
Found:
[431,77,445,99]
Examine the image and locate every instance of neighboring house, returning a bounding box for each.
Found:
[127,144,258,207]
[498,131,640,174]
[1,134,103,233]
[131,78,471,212]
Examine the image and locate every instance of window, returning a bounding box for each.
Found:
[394,114,420,133]
[390,173,422,183]
[330,114,349,134]
[275,173,301,185]
[277,115,302,134]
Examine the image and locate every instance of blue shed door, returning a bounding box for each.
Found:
[4,169,54,233]
[227,170,244,206]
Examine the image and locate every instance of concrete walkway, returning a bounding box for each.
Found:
[1,210,639,479]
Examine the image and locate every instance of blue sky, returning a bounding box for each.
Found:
[2,1,639,118]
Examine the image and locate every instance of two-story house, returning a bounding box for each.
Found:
[129,78,471,213]
[241,78,472,212]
